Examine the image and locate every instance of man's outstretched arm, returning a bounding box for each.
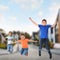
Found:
[29,17,38,26]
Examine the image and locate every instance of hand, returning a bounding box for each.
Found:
[29,17,38,26]
[29,17,32,20]
[51,24,55,27]
[12,41,16,44]
[34,41,38,42]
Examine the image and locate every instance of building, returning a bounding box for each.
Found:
[0,28,6,43]
[55,9,60,43]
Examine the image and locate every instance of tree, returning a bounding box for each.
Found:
[25,32,31,39]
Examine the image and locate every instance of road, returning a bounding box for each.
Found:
[0,44,60,60]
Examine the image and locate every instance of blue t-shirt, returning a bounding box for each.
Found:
[38,25,51,38]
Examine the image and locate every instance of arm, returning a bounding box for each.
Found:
[28,40,37,42]
[51,20,57,28]
[13,40,21,44]
[29,17,38,26]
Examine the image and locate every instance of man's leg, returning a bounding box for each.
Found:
[45,39,52,59]
[39,39,43,56]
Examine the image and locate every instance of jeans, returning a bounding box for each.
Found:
[7,44,13,53]
[39,38,52,55]
[20,48,28,55]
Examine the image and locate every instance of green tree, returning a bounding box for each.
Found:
[25,32,31,39]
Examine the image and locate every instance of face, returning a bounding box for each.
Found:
[20,35,25,40]
[9,32,12,36]
[42,21,47,26]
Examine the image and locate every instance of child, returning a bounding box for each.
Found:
[29,17,57,59]
[6,31,14,53]
[15,34,37,56]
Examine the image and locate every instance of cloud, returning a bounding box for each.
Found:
[9,16,17,21]
[10,0,44,10]
[38,11,43,17]
[0,5,9,11]
[48,2,60,24]
[49,3,60,13]
[19,25,39,35]
[31,0,43,9]
[51,0,60,3]
[0,14,5,22]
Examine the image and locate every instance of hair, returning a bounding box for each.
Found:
[9,31,12,34]
[20,33,29,39]
[42,19,47,22]
[20,33,25,36]
[8,31,12,36]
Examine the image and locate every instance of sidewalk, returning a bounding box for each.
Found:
[52,43,60,55]
[51,48,60,55]
[0,49,8,56]
[30,44,60,55]
[0,44,60,60]
[0,44,60,55]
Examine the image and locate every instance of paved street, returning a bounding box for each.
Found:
[0,44,60,60]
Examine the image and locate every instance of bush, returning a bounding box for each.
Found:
[48,41,54,49]
[0,43,7,49]
[33,41,54,49]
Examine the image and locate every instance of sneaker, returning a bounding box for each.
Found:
[49,54,52,59]
[39,53,41,56]
[48,51,52,59]
[39,51,41,56]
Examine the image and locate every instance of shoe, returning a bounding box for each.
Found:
[39,51,41,56]
[48,51,52,59]
[39,53,41,56]
[49,54,52,59]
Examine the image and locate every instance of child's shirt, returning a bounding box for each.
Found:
[38,25,51,38]
[6,36,14,44]
[18,39,29,48]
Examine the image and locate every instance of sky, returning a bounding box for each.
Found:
[0,0,60,35]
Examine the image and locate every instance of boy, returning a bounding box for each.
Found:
[15,34,37,56]
[6,31,14,53]
[29,17,57,59]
